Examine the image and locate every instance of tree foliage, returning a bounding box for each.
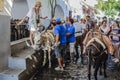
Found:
[95,0,120,17]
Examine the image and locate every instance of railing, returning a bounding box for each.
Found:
[11,24,29,41]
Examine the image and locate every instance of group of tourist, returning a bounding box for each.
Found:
[17,1,120,71]
[51,18,76,71]
[50,15,120,71]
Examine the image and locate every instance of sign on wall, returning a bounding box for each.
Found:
[0,0,4,12]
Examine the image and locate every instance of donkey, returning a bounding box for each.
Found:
[34,30,54,68]
[27,30,55,68]
[85,37,108,80]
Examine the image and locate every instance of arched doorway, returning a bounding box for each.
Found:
[11,0,29,19]
[54,5,64,19]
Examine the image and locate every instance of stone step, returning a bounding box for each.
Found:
[8,48,34,69]
[0,38,47,80]
[0,69,24,80]
[0,48,44,80]
[11,38,30,57]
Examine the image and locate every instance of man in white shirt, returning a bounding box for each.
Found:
[74,21,82,37]
[74,20,83,62]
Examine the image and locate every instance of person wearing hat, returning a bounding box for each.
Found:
[18,1,47,46]
[54,18,67,71]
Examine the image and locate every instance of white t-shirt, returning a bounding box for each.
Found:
[80,23,86,33]
[74,22,82,37]
[99,26,110,35]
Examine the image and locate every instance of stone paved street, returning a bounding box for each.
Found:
[31,61,120,80]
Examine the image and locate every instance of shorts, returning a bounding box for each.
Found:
[54,45,66,58]
[69,42,75,54]
[29,24,36,31]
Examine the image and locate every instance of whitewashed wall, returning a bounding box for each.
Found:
[0,0,11,71]
[11,0,69,19]
[0,0,13,71]
[0,0,70,71]
[0,15,10,71]
[56,0,69,20]
[11,0,29,19]
[0,0,70,19]
[26,0,67,20]
[54,5,64,19]
[26,0,36,9]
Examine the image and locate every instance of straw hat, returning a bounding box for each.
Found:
[35,1,42,7]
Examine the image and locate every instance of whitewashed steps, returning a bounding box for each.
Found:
[0,38,44,80]
[8,48,34,69]
[0,69,24,80]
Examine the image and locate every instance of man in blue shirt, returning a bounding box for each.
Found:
[66,18,76,63]
[65,16,70,31]
[54,18,67,71]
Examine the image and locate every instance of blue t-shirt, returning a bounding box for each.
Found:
[54,25,66,45]
[67,25,75,43]
[54,25,60,36]
[65,23,70,32]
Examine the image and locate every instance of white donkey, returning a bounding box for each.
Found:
[26,18,55,68]
[27,30,55,68]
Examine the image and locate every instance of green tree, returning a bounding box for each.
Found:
[114,1,120,16]
[95,0,120,17]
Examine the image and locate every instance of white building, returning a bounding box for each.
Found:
[82,0,98,7]
[67,0,98,19]
[5,0,69,20]
[0,0,70,73]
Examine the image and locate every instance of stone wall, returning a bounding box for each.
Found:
[0,15,10,71]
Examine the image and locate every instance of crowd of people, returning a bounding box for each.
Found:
[17,1,120,71]
[49,15,120,71]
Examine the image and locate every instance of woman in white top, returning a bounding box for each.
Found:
[18,1,47,46]
[99,20,110,36]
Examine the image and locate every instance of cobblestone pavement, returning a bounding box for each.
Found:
[31,61,120,80]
